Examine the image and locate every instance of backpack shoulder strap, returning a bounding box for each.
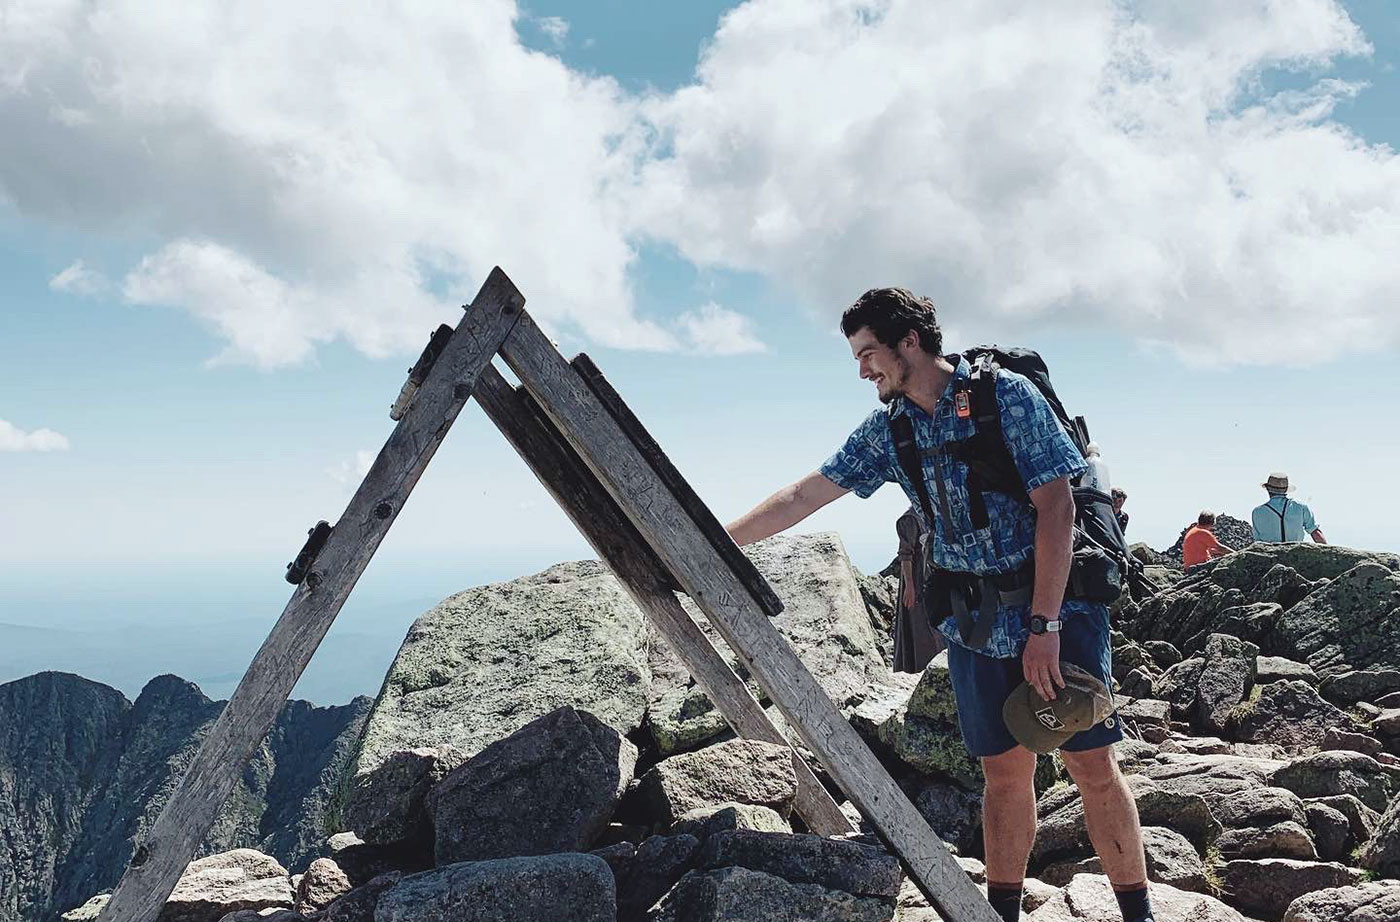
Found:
[888,408,941,537]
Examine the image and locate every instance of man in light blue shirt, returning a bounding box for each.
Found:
[1251,473,1327,544]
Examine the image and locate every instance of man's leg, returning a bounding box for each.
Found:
[981,745,1038,922]
[1060,745,1153,921]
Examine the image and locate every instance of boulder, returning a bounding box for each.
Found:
[635,739,797,828]
[1358,797,1400,878]
[1270,751,1393,812]
[607,834,702,922]
[352,560,650,776]
[1271,563,1400,677]
[427,706,637,864]
[671,804,792,840]
[1192,635,1260,733]
[1307,795,1381,847]
[1154,658,1206,721]
[1256,656,1317,684]
[1031,775,1220,865]
[1319,669,1400,706]
[1038,826,1206,891]
[1282,879,1400,922]
[1025,873,1245,921]
[152,849,293,922]
[901,777,983,858]
[375,853,615,922]
[1216,822,1318,861]
[1143,641,1183,670]
[878,651,980,788]
[342,745,464,847]
[1228,681,1353,752]
[321,871,402,922]
[1220,859,1364,921]
[1117,698,1170,744]
[293,858,351,914]
[695,829,902,899]
[1320,728,1383,757]
[648,866,893,922]
[1207,785,1308,830]
[1304,802,1353,862]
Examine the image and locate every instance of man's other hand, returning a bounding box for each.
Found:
[1023,631,1064,701]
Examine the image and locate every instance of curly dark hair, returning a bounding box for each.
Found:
[839,287,943,356]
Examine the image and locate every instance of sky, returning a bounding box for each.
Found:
[2,0,1399,702]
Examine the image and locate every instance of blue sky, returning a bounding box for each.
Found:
[3,0,1399,702]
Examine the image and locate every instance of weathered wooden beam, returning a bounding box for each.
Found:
[97,269,526,922]
[499,314,999,922]
[471,364,852,836]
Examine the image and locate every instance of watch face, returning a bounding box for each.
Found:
[1030,615,1047,634]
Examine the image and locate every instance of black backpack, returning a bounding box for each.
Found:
[888,346,1137,603]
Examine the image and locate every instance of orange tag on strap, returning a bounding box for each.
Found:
[954,390,971,419]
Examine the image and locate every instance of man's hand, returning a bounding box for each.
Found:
[902,583,916,609]
[1023,630,1064,701]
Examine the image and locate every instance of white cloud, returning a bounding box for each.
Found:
[48,259,109,296]
[537,15,570,48]
[3,0,1398,367]
[675,302,766,354]
[0,419,70,452]
[327,448,377,486]
[631,0,1399,363]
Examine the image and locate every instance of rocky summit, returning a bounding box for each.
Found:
[14,534,1400,922]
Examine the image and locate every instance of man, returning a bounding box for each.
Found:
[1111,488,1129,534]
[895,506,944,672]
[727,288,1153,922]
[1181,510,1230,568]
[1251,473,1327,544]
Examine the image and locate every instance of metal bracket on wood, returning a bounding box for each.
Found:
[285,520,333,585]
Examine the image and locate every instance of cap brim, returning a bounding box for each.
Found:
[1002,682,1076,755]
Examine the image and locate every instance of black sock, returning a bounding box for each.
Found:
[1113,882,1154,922]
[986,881,1023,922]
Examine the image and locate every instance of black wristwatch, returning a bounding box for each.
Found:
[1028,615,1063,635]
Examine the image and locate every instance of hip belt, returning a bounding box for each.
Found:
[929,562,1035,649]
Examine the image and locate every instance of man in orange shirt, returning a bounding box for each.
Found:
[1182,511,1231,568]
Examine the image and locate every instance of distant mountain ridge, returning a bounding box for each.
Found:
[0,671,370,922]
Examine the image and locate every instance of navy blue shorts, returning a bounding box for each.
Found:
[945,603,1122,758]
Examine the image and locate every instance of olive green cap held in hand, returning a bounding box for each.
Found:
[1002,662,1114,754]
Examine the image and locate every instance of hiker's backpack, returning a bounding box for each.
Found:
[889,346,1140,603]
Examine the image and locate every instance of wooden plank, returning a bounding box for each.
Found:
[97,269,526,922]
[471,365,852,836]
[500,313,999,922]
[571,353,784,619]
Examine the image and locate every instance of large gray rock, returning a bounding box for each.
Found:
[1319,669,1400,706]
[1220,859,1364,921]
[1025,873,1245,921]
[605,834,702,922]
[1307,795,1381,846]
[342,745,463,847]
[695,829,902,899]
[1357,797,1400,879]
[1032,775,1220,865]
[1207,785,1308,830]
[1270,751,1393,812]
[636,739,797,827]
[672,804,793,840]
[1256,656,1318,685]
[1304,802,1353,863]
[901,777,983,857]
[375,853,615,922]
[1272,562,1400,677]
[1154,657,1206,721]
[1216,821,1318,861]
[353,560,650,776]
[647,534,892,756]
[294,857,351,913]
[1196,634,1258,734]
[1229,680,1353,752]
[1038,826,1206,891]
[427,706,636,865]
[159,849,293,922]
[1282,879,1400,922]
[647,866,893,922]
[321,871,402,922]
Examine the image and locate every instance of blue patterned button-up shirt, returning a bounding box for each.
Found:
[820,356,1097,658]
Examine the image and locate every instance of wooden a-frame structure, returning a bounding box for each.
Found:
[95,269,1000,922]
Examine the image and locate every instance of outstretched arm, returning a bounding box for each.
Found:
[727,471,848,546]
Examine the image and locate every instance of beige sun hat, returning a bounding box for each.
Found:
[1002,663,1115,754]
[1262,472,1293,493]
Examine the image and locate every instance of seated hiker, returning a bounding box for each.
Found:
[1111,487,1129,534]
[1182,510,1230,568]
[894,506,944,673]
[1251,472,1327,544]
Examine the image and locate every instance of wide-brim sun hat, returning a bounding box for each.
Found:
[1262,472,1293,492]
[1002,662,1115,754]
